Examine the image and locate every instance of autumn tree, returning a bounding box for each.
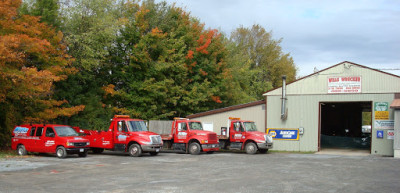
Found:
[228,25,297,102]
[106,0,231,119]
[0,0,83,147]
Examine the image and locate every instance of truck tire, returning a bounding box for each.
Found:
[78,150,88,157]
[189,142,201,155]
[245,142,257,154]
[92,148,104,154]
[149,152,158,156]
[259,149,268,154]
[128,144,142,157]
[56,146,67,159]
[17,145,27,156]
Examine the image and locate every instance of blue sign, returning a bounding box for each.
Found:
[377,130,384,139]
[267,128,299,140]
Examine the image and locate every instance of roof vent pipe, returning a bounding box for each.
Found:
[281,75,288,120]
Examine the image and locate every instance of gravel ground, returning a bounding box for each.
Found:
[1,151,399,193]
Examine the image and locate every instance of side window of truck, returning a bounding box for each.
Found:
[45,127,55,137]
[36,127,43,137]
[178,123,187,131]
[30,127,36,136]
[117,121,128,132]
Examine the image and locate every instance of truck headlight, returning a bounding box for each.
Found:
[86,142,90,146]
[66,142,73,146]
[201,140,208,143]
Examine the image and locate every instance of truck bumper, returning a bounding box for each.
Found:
[142,144,162,152]
[257,142,273,149]
[66,147,90,154]
[201,143,219,152]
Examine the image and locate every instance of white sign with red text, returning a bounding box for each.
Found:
[328,76,362,93]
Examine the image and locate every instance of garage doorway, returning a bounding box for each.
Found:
[319,102,372,152]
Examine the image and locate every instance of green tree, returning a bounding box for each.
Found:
[106,0,230,119]
[228,24,297,101]
[53,0,124,129]
[19,0,61,29]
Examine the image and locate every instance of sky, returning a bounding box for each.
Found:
[156,0,400,77]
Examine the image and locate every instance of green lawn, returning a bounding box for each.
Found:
[0,149,18,158]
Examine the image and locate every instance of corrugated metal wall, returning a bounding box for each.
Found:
[190,104,265,134]
[267,93,396,155]
[264,62,400,155]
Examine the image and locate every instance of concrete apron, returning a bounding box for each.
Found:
[316,148,370,156]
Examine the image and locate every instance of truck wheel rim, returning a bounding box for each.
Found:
[131,147,138,155]
[191,145,198,152]
[57,149,63,157]
[18,147,23,155]
[247,145,255,152]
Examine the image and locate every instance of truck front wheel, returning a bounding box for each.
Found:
[245,142,257,154]
[56,146,67,159]
[128,144,142,157]
[17,145,27,156]
[189,142,201,155]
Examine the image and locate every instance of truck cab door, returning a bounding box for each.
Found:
[174,122,188,143]
[43,127,56,153]
[114,121,129,151]
[230,121,244,142]
[32,127,44,152]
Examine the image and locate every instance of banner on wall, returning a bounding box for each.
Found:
[327,76,361,93]
[266,128,299,140]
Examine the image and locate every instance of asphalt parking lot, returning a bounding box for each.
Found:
[1,151,400,193]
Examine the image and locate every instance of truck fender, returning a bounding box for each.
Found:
[243,139,257,150]
[187,139,201,153]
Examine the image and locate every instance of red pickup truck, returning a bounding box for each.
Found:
[75,115,163,157]
[159,118,219,155]
[11,124,90,158]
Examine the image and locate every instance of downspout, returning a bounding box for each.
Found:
[281,75,287,120]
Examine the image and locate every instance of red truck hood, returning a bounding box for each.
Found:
[63,136,89,142]
[246,131,266,139]
[126,131,159,137]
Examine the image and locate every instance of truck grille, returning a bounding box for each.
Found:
[151,135,162,144]
[208,133,217,141]
[74,142,87,147]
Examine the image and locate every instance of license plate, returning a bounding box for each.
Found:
[156,148,159,152]
[80,148,84,152]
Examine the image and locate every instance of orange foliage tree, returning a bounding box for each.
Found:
[0,0,84,147]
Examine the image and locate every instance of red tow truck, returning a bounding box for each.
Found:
[11,124,90,158]
[75,115,163,157]
[159,118,219,155]
[218,117,273,154]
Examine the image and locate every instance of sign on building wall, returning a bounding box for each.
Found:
[387,130,394,140]
[374,102,389,120]
[374,120,394,129]
[266,128,299,140]
[327,76,361,93]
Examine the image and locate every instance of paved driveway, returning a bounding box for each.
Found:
[1,151,399,193]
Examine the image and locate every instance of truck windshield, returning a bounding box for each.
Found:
[127,121,148,132]
[243,122,257,132]
[189,122,203,130]
[54,126,79,137]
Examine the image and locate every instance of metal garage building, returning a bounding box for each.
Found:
[188,61,400,156]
